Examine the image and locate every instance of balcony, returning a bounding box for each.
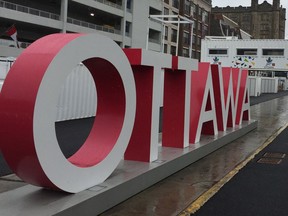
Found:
[93,0,122,10]
[67,18,121,35]
[0,0,60,20]
[0,0,121,35]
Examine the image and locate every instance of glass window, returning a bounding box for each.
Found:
[164,7,169,15]
[171,46,177,55]
[171,29,177,42]
[237,49,257,55]
[164,26,168,40]
[184,0,190,15]
[209,49,228,55]
[172,0,179,8]
[262,49,284,56]
[127,0,132,9]
[191,4,196,17]
[183,48,189,57]
[183,32,190,45]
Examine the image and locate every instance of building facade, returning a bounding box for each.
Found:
[162,0,211,60]
[212,0,286,39]
[0,0,213,60]
[0,0,163,57]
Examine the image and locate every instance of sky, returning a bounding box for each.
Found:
[212,0,288,39]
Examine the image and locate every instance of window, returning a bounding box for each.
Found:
[203,25,208,37]
[149,7,161,15]
[164,26,168,40]
[125,22,131,36]
[202,11,208,23]
[171,46,177,55]
[183,48,190,57]
[191,4,196,17]
[164,44,168,53]
[149,29,161,43]
[127,0,132,10]
[184,0,190,15]
[262,49,284,56]
[172,0,179,8]
[183,32,190,45]
[237,49,257,55]
[164,7,169,15]
[261,13,269,21]
[171,29,177,42]
[198,7,202,17]
[197,22,201,31]
[197,37,201,46]
[209,49,228,55]
[260,24,269,30]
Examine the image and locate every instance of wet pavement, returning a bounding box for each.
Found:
[0,94,288,215]
[100,95,288,216]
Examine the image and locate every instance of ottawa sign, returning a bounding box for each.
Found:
[0,33,250,193]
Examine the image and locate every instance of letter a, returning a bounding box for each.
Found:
[190,63,218,144]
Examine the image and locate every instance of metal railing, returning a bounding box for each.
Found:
[94,0,122,10]
[0,0,121,35]
[67,17,121,35]
[0,0,60,20]
[0,38,31,49]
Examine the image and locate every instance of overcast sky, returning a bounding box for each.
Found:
[212,0,288,39]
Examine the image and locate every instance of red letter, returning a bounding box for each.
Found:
[162,56,198,148]
[0,33,136,193]
[190,63,218,144]
[235,68,250,124]
[124,49,172,162]
[211,65,236,131]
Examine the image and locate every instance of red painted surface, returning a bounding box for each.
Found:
[236,69,250,124]
[0,34,127,190]
[211,65,223,130]
[0,34,252,192]
[222,67,235,128]
[124,65,154,162]
[189,62,217,144]
[68,58,125,167]
[211,66,236,131]
[162,57,186,148]
[0,34,82,189]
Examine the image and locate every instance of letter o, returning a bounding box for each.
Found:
[0,33,136,193]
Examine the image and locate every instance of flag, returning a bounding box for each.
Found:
[6,25,19,48]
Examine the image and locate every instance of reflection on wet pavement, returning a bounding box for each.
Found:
[100,96,288,216]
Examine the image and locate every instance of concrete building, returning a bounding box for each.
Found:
[0,0,163,57]
[212,0,286,39]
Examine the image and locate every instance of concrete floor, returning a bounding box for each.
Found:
[100,95,288,216]
[0,94,288,215]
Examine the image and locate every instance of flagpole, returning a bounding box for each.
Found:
[6,24,20,48]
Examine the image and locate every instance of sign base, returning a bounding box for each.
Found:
[0,120,257,216]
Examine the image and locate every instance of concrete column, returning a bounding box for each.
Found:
[60,0,68,33]
[121,0,127,48]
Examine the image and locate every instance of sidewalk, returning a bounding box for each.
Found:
[100,93,288,216]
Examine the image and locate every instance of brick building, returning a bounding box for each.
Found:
[212,0,286,39]
[163,0,211,60]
